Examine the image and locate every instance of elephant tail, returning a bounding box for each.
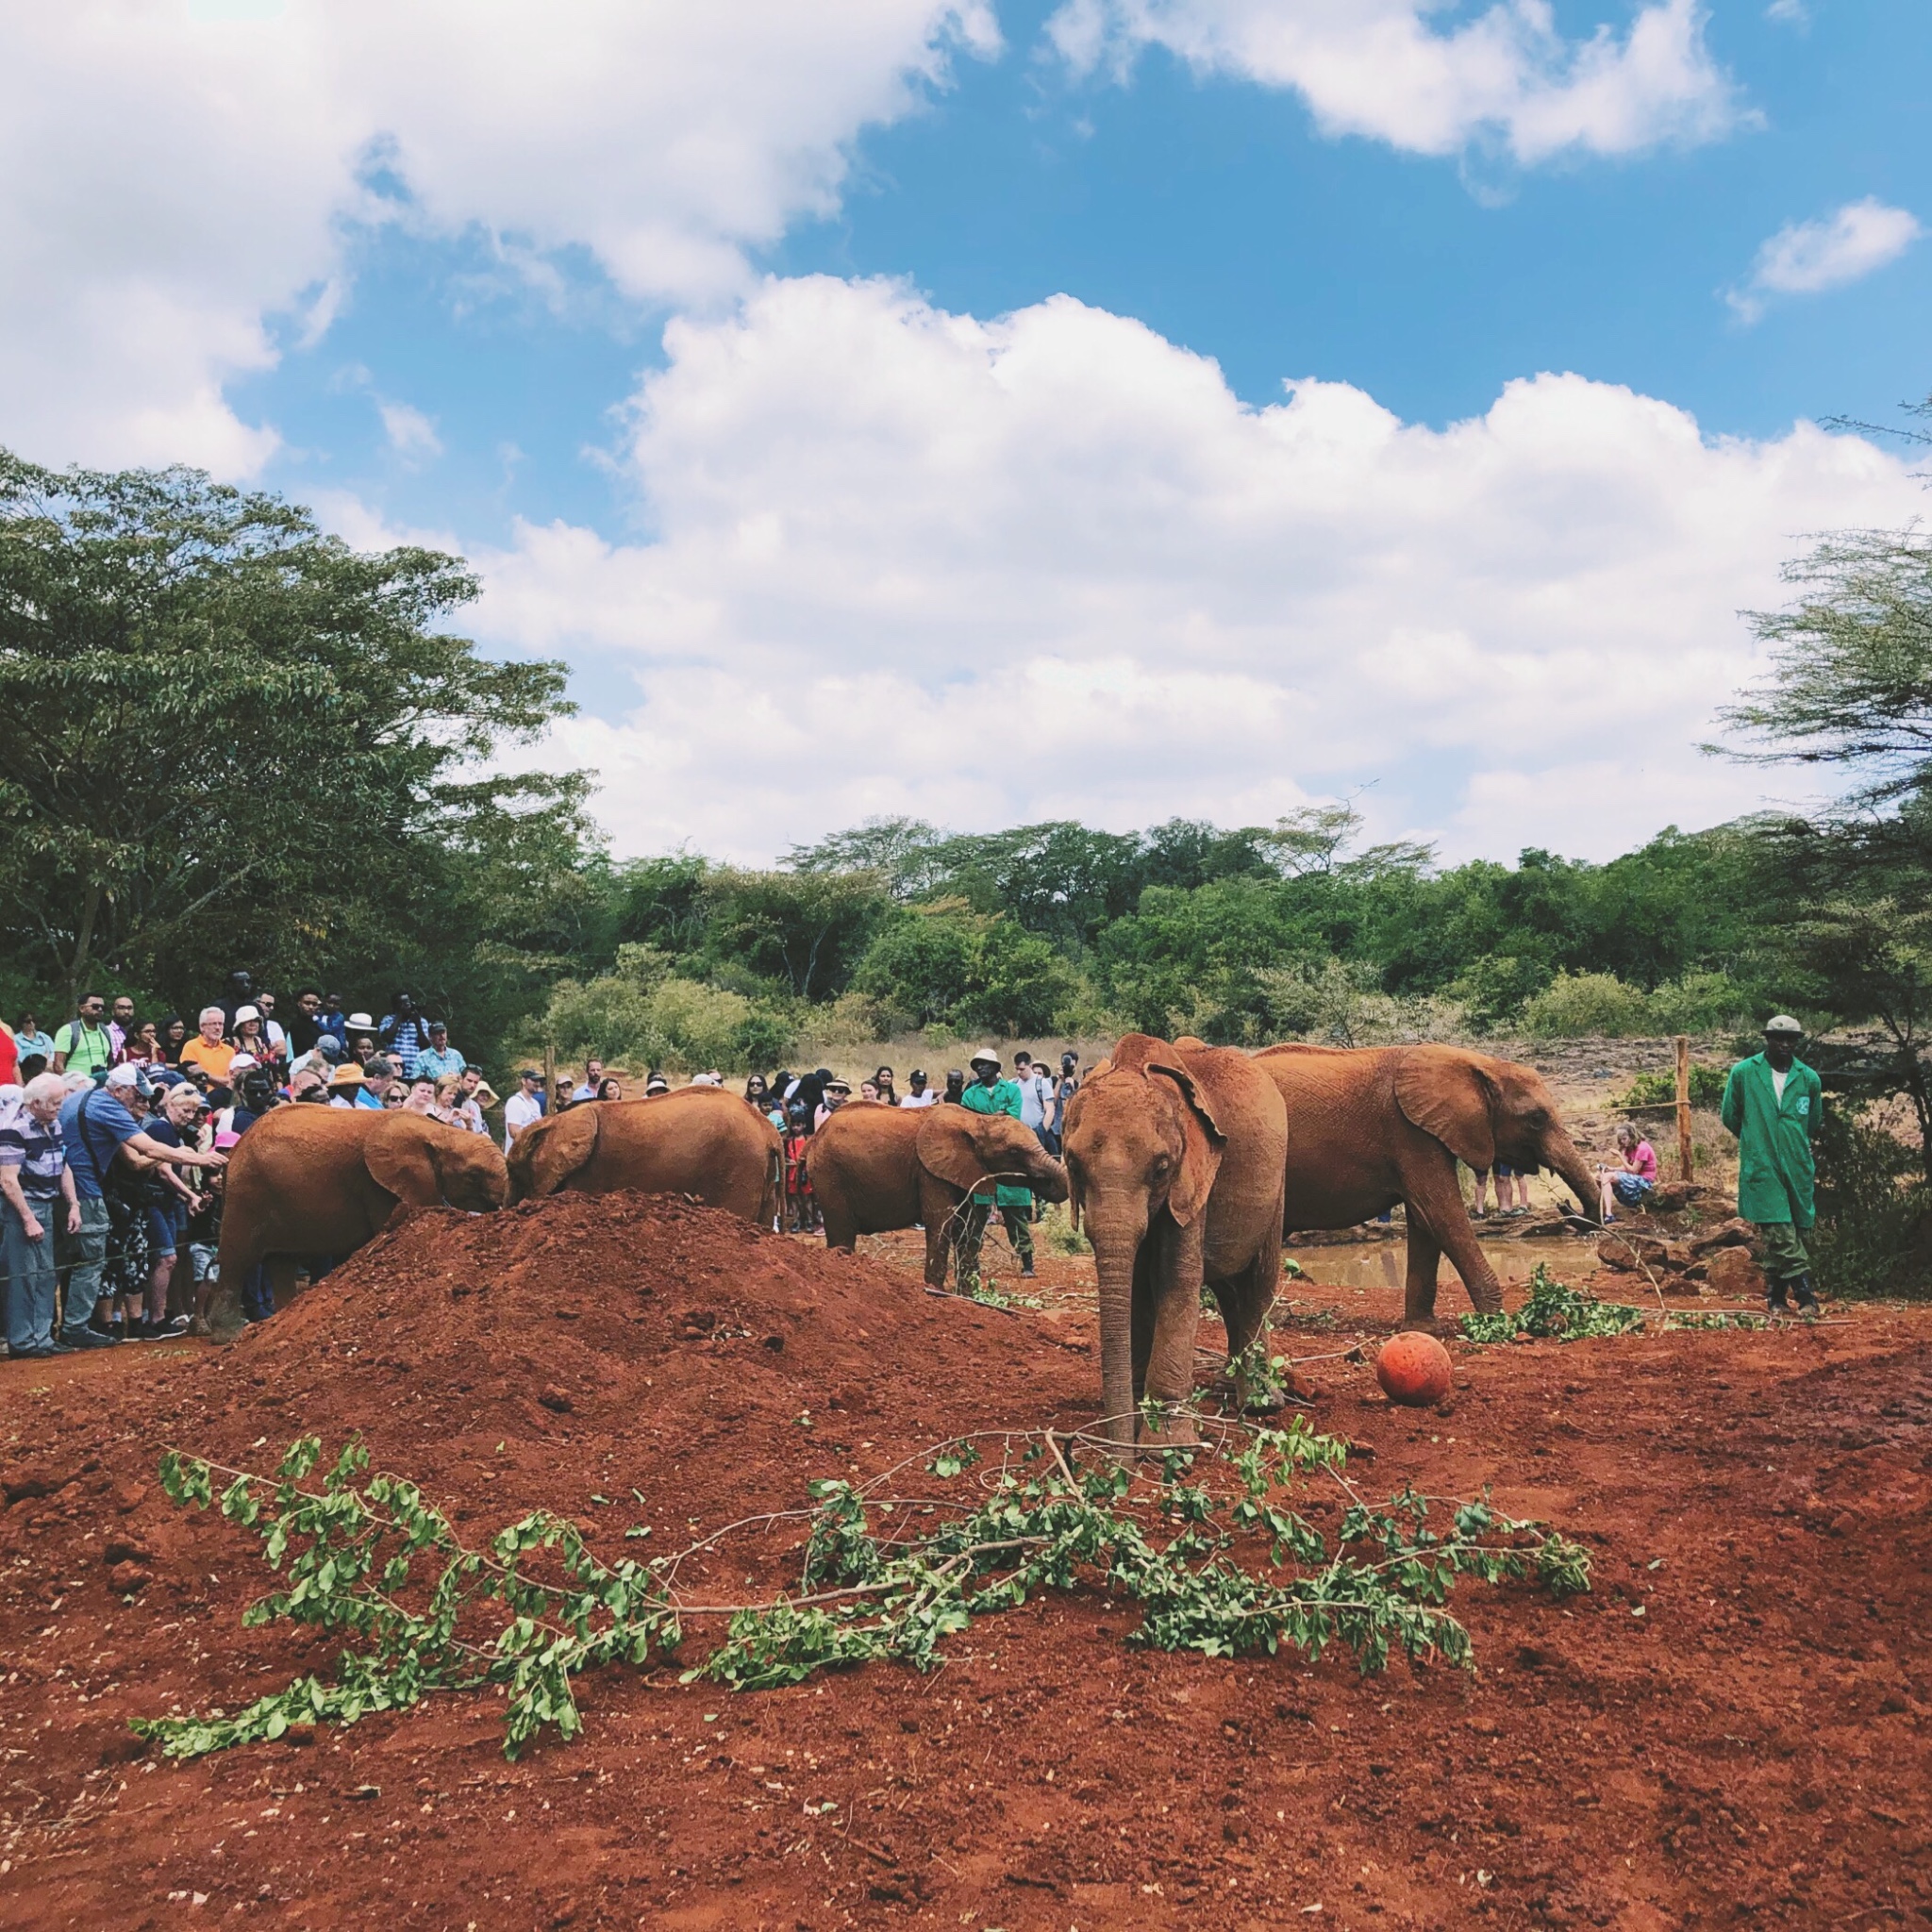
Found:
[763,1145,783,1232]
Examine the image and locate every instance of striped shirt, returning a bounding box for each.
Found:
[0,1099,67,1199]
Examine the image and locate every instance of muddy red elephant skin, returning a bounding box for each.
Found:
[202,1108,508,1338]
[506,1086,779,1224]
[1254,1041,1601,1324]
[1063,1034,1289,1450]
[807,1100,1067,1286]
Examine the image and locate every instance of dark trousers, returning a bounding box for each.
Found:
[956,1198,1033,1284]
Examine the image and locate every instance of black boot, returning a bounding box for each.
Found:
[1791,1273,1820,1316]
[1766,1278,1791,1316]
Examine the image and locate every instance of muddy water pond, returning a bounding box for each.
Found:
[1284,1235,1598,1292]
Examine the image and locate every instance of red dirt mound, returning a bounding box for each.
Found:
[218,1191,1098,1540]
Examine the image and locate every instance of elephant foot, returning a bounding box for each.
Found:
[1397,1314,1462,1339]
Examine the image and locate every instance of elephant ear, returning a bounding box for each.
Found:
[517,1105,603,1198]
[363,1115,443,1207]
[1394,1046,1498,1172]
[917,1108,1002,1196]
[1113,1034,1225,1226]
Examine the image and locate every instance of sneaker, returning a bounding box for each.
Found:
[58,1324,116,1350]
[154,1313,192,1337]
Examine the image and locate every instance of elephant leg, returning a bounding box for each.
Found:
[1214,1247,1300,1410]
[1403,1220,1443,1325]
[1141,1216,1206,1444]
[1405,1157,1504,1321]
[819,1197,858,1254]
[268,1257,302,1313]
[199,1223,267,1341]
[919,1180,958,1287]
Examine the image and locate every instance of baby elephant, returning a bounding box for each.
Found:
[807,1102,1067,1286]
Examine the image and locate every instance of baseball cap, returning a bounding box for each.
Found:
[213,1130,242,1151]
[104,1063,141,1091]
[228,1053,259,1074]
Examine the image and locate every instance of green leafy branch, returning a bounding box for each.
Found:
[1460,1262,1770,1345]
[136,1439,680,1763]
[140,1417,1592,1763]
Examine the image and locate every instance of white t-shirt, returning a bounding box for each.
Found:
[1772,1067,1788,1103]
[899,1090,937,1108]
[504,1091,544,1148]
[1018,1073,1050,1130]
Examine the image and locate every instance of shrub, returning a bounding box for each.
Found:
[1810,1103,1932,1299]
[1616,1062,1731,1110]
[531,944,794,1073]
[1520,969,1753,1040]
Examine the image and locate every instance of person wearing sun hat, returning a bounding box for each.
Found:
[326,1063,366,1110]
[1721,1015,1824,1317]
[956,1047,1036,1283]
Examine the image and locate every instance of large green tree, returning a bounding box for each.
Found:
[0,452,587,1026]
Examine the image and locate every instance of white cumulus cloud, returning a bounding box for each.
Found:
[1729,197,1923,322]
[441,276,1921,863]
[1046,0,1744,163]
[0,0,997,473]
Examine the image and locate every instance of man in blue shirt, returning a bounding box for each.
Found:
[379,991,427,1077]
[355,1060,394,1109]
[57,1067,225,1346]
[413,1021,466,1082]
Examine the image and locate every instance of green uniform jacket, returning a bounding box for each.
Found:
[959,1079,1032,1207]
[1720,1053,1822,1227]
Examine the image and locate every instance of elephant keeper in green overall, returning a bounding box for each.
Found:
[1720,1015,1823,1317]
[955,1048,1036,1284]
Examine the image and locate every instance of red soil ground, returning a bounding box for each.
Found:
[3,1193,1929,1929]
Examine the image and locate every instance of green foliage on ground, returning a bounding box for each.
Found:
[1460,1263,1772,1341]
[142,1424,1592,1760]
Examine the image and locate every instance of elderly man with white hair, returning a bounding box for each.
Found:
[56,1065,225,1348]
[177,1006,238,1085]
[1,1073,82,1357]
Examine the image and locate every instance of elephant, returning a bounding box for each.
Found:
[506,1086,779,1224]
[1252,1041,1602,1326]
[1061,1034,1290,1451]
[201,1107,509,1339]
[806,1099,1068,1286]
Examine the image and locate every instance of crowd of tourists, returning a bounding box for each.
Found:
[0,975,494,1359]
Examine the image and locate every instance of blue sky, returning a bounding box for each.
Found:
[4,2,1927,859]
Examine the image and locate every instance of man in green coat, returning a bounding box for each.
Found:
[956,1048,1035,1285]
[1720,1015,1823,1316]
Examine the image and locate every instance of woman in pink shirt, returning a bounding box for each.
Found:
[1599,1123,1658,1220]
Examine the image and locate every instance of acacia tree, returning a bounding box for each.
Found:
[0,452,584,1014]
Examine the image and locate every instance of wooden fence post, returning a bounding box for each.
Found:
[544,1037,558,1116]
[1674,1033,1694,1182]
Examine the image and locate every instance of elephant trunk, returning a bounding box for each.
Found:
[1084,1204,1147,1454]
[1544,1130,1603,1225]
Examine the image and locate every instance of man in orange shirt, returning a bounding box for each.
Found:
[177,1007,237,1083]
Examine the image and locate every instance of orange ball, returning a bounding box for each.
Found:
[1376,1332,1454,1407]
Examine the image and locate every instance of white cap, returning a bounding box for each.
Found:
[1762,1014,1805,1036]
[234,1004,260,1024]
[103,1063,140,1090]
[228,1053,260,1074]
